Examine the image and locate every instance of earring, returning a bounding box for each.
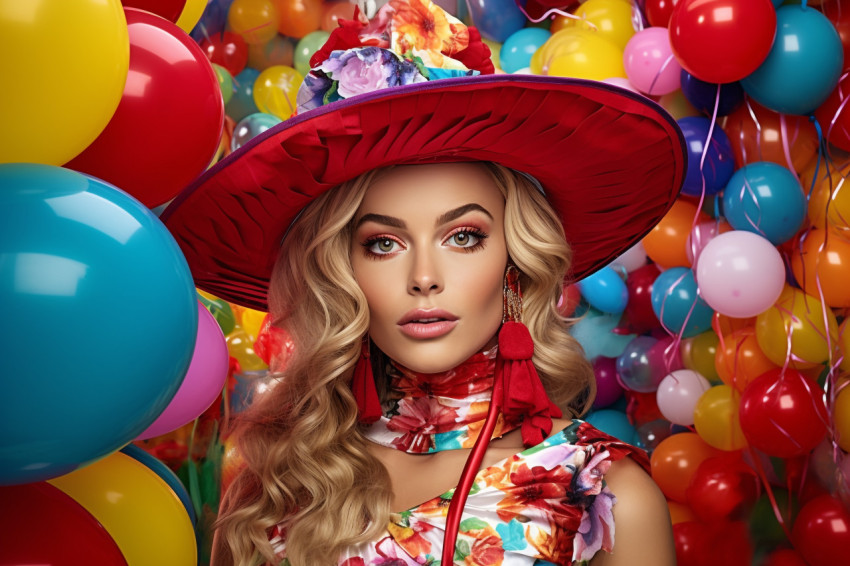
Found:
[497,266,562,446]
[351,337,382,424]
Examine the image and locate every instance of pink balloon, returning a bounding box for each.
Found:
[686,221,724,267]
[623,27,682,96]
[136,302,228,439]
[695,231,785,318]
[592,356,625,409]
[656,369,711,426]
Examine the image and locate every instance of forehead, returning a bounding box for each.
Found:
[357,163,505,216]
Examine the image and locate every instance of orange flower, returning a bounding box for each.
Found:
[390,0,469,61]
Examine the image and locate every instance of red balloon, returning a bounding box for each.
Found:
[685,452,759,522]
[673,521,712,566]
[644,0,680,28]
[0,482,128,565]
[738,369,829,458]
[814,72,850,152]
[200,30,249,76]
[558,283,582,317]
[66,8,224,208]
[669,0,777,84]
[122,0,186,23]
[763,549,808,566]
[791,495,850,566]
[820,0,850,69]
[622,262,661,334]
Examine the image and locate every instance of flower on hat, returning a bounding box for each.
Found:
[390,0,469,69]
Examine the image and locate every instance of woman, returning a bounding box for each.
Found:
[162,1,687,564]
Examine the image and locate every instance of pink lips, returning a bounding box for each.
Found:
[397,309,459,339]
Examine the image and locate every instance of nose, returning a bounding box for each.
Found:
[408,248,443,295]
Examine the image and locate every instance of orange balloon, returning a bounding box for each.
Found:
[838,318,850,372]
[275,0,322,38]
[667,500,698,525]
[715,327,779,391]
[650,432,721,503]
[229,0,280,44]
[321,1,356,31]
[642,200,708,269]
[803,160,850,238]
[790,228,850,307]
[712,313,756,337]
[720,99,818,174]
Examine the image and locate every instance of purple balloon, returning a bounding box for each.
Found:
[677,116,736,197]
[592,356,624,409]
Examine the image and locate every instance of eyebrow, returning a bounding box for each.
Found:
[355,203,494,230]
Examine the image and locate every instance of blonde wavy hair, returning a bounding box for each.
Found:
[213,162,595,566]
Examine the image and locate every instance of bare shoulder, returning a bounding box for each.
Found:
[589,457,676,566]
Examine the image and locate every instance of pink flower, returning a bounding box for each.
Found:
[575,449,612,497]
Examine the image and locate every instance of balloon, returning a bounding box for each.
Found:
[721,162,806,245]
[668,0,777,84]
[741,6,843,116]
[821,0,850,72]
[559,0,637,50]
[814,73,850,152]
[248,34,295,69]
[622,262,661,333]
[835,380,850,452]
[293,30,331,76]
[658,89,702,121]
[121,444,197,526]
[755,286,839,368]
[591,356,624,409]
[651,432,720,502]
[227,67,262,122]
[557,283,581,317]
[680,330,719,383]
[530,28,626,80]
[616,335,679,393]
[749,488,796,549]
[651,267,715,338]
[695,231,786,318]
[804,159,850,235]
[0,0,129,165]
[500,28,551,74]
[685,219,731,268]
[49,451,197,565]
[609,241,647,273]
[667,500,698,525]
[201,30,250,76]
[190,0,232,42]
[790,227,850,307]
[570,307,636,360]
[623,27,682,96]
[692,384,747,450]
[685,452,759,522]
[677,116,736,197]
[791,495,850,566]
[672,521,712,566]
[465,0,526,42]
[137,303,228,440]
[0,164,197,485]
[679,71,744,118]
[585,409,636,443]
[122,0,185,22]
[253,65,303,119]
[656,369,711,425]
[229,0,280,44]
[714,327,778,391]
[198,290,238,335]
[66,8,224,208]
[739,368,829,458]
[644,0,679,27]
[227,326,269,372]
[213,63,236,105]
[175,0,207,32]
[576,266,629,314]
[633,419,673,453]
[231,112,283,151]
[762,549,809,566]
[0,482,128,565]
[720,99,818,173]
[643,199,708,268]
[274,0,322,38]
[321,1,357,31]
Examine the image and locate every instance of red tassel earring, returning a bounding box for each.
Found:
[498,265,562,446]
[351,338,382,424]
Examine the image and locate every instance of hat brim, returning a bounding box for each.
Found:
[162,74,686,311]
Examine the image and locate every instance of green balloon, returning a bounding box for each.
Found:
[294,31,331,77]
[211,63,234,105]
[197,292,236,335]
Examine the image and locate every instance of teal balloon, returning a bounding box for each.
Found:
[569,306,636,360]
[576,266,629,314]
[0,164,197,485]
[231,112,282,152]
[500,27,550,73]
[741,6,843,115]
[585,409,637,443]
[226,67,261,122]
[294,31,330,77]
[650,267,714,338]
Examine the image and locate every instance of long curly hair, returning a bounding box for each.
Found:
[212,163,595,565]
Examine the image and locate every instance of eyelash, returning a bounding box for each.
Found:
[360,227,489,259]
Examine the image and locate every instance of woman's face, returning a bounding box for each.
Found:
[351,163,508,373]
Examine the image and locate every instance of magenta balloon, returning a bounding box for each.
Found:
[592,356,624,409]
[695,230,785,318]
[136,302,228,439]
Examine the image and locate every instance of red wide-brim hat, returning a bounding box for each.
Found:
[162,74,687,311]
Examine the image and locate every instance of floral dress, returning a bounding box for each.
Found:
[268,420,649,566]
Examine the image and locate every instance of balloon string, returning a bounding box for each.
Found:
[648,54,676,97]
[826,72,850,162]
[744,98,762,164]
[511,0,591,26]
[747,446,792,540]
[779,114,800,185]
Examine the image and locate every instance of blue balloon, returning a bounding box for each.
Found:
[576,266,629,314]
[226,68,261,123]
[466,0,527,42]
[722,161,806,245]
[585,409,637,444]
[677,116,736,197]
[231,112,283,152]
[190,0,234,43]
[650,267,714,338]
[740,6,844,115]
[616,335,660,393]
[121,444,197,526]
[679,70,744,117]
[0,164,197,485]
[500,27,551,73]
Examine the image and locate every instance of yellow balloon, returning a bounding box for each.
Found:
[755,286,839,368]
[0,0,129,165]
[681,330,721,383]
[482,37,502,70]
[253,65,304,119]
[560,0,636,50]
[241,307,267,341]
[693,385,747,451]
[804,160,850,237]
[229,0,281,45]
[531,28,625,80]
[658,90,701,121]
[835,383,850,452]
[49,452,196,566]
[227,326,269,371]
[175,0,208,33]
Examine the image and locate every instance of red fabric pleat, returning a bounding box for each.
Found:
[352,342,382,424]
